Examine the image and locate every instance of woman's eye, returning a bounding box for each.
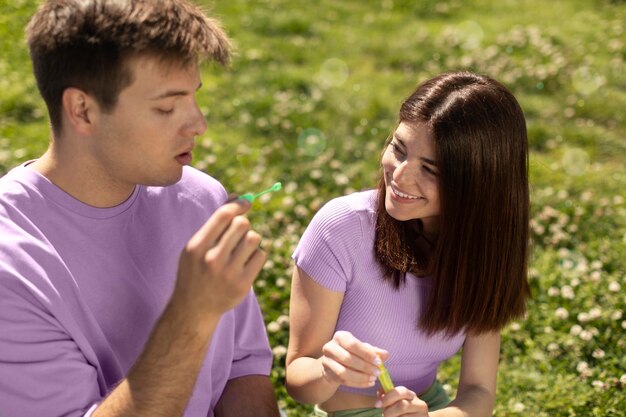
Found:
[423,165,438,176]
[390,142,404,155]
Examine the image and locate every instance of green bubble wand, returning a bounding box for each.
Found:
[377,359,395,393]
[240,182,282,202]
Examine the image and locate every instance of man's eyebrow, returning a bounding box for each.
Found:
[149,83,203,100]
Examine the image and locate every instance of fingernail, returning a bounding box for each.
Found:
[374,357,382,365]
[374,400,382,408]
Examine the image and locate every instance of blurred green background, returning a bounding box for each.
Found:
[1,0,625,415]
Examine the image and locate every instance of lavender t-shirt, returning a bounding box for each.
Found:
[0,164,272,417]
[293,190,466,397]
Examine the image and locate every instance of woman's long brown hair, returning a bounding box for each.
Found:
[375,71,530,336]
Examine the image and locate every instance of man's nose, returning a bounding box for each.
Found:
[183,102,208,137]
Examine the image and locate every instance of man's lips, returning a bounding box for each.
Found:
[175,151,193,165]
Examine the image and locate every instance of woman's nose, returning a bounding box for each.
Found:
[393,160,417,184]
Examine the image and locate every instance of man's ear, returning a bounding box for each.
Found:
[61,87,98,136]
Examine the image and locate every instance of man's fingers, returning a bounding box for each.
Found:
[230,229,263,267]
[188,199,250,253]
[242,248,267,279]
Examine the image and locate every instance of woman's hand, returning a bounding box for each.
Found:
[320,330,388,389]
[376,386,429,417]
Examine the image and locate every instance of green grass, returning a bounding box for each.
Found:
[1,0,625,415]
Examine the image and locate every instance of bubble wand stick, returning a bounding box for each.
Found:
[240,182,282,202]
[377,359,395,393]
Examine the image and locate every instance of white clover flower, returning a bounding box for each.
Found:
[570,324,583,336]
[557,247,570,258]
[276,315,290,327]
[548,287,560,297]
[512,402,525,412]
[610,311,622,321]
[275,277,288,288]
[580,330,593,341]
[544,326,553,334]
[547,342,559,352]
[555,307,569,319]
[592,380,605,389]
[335,174,350,185]
[589,271,601,282]
[309,169,323,179]
[577,361,589,372]
[570,278,580,287]
[589,308,602,320]
[282,196,295,207]
[272,345,287,358]
[608,281,621,292]
[256,279,267,288]
[575,261,588,273]
[294,205,309,218]
[620,374,626,384]
[591,260,603,270]
[561,285,575,299]
[592,349,605,359]
[267,321,281,333]
[509,322,521,331]
[577,312,590,323]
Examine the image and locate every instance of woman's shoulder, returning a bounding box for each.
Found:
[318,189,378,219]
[306,189,377,242]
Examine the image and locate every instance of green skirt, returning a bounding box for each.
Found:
[312,380,450,417]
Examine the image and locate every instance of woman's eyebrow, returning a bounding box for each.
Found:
[421,156,438,166]
[392,135,407,149]
[394,134,438,166]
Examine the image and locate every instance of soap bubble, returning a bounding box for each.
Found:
[297,128,327,156]
[315,58,349,88]
[572,67,605,96]
[457,21,484,50]
[561,147,590,176]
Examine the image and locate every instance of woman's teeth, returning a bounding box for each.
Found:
[393,186,420,199]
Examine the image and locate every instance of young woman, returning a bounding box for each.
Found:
[286,71,530,417]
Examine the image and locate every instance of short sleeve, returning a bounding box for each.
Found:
[292,196,363,292]
[228,290,273,379]
[0,277,101,417]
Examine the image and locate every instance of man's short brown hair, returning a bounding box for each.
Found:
[26,0,231,136]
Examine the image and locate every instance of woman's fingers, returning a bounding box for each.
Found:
[320,331,385,388]
[377,386,429,417]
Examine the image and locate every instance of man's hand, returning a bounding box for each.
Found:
[172,198,267,325]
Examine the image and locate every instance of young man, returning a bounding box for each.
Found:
[0,1,280,416]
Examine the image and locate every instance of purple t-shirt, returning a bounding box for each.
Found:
[0,164,272,417]
[293,190,466,397]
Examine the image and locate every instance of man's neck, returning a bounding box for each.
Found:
[30,147,136,208]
